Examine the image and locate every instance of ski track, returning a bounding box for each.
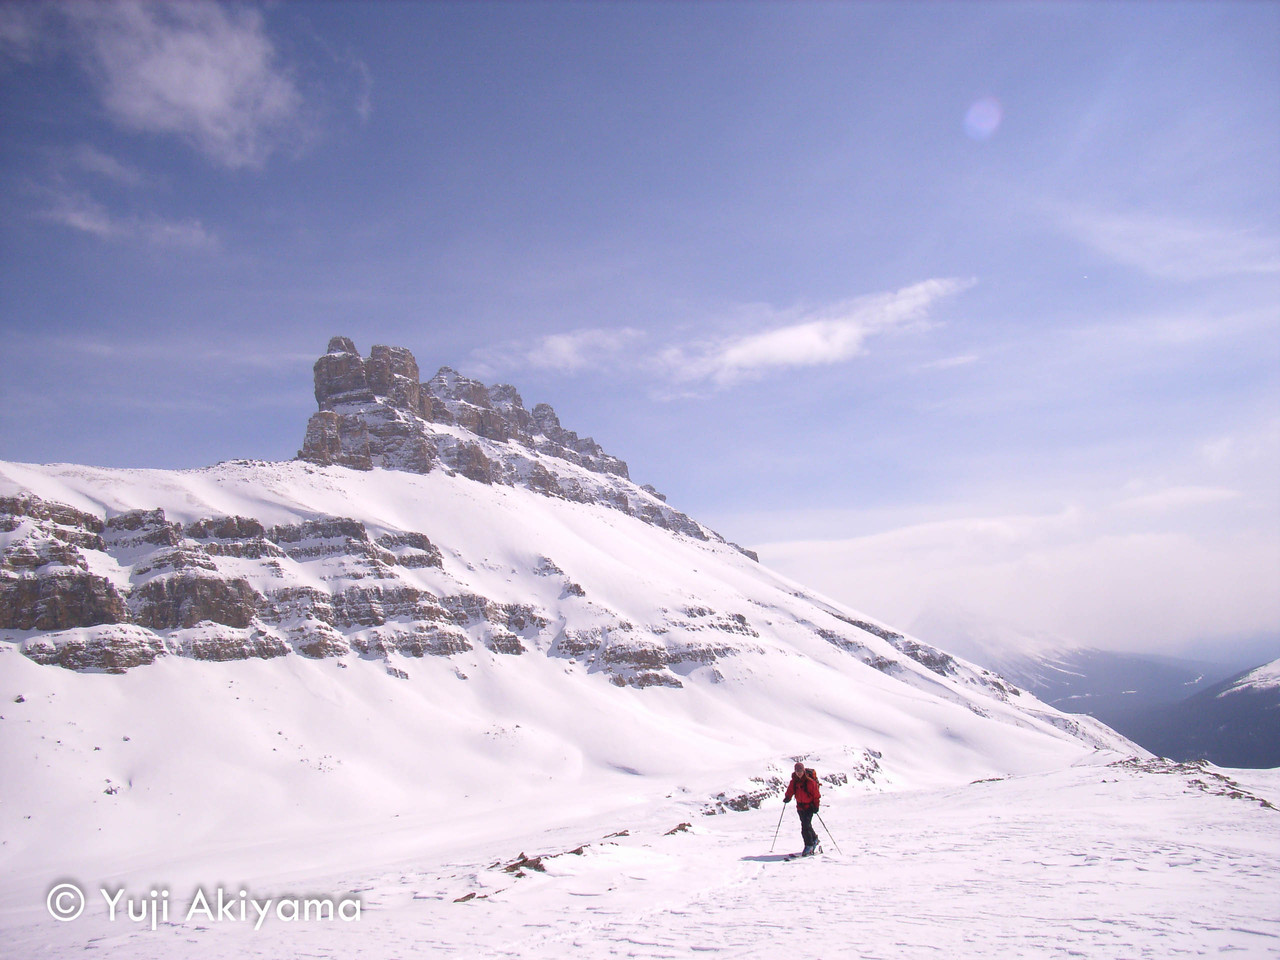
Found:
[6,765,1278,959]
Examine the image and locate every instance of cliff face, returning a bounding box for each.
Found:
[296,338,713,538]
[0,471,1056,741]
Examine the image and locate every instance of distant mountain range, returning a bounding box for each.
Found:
[1112,660,1280,769]
[913,608,1280,768]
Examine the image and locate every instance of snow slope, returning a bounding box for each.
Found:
[3,751,1277,959]
[0,456,1142,951]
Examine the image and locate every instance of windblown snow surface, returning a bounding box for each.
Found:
[2,460,1278,958]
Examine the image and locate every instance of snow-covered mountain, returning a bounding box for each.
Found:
[910,605,1278,764]
[0,337,1146,954]
[1116,658,1280,768]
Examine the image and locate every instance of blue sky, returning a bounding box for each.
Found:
[1,1,1277,658]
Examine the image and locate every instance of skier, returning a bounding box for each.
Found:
[783,761,822,856]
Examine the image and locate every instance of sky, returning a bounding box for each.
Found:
[1,1,1277,662]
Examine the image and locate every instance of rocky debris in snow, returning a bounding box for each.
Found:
[811,605,1001,692]
[890,636,958,677]
[829,610,959,677]
[485,632,526,655]
[503,852,548,875]
[703,777,785,815]
[611,670,683,688]
[351,625,474,658]
[1108,757,1277,810]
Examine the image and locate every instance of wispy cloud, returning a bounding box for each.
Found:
[41,189,216,249]
[0,3,47,63]
[352,55,373,123]
[67,1,304,170]
[658,278,976,387]
[527,328,645,372]
[1117,485,1240,513]
[71,143,147,187]
[1054,205,1280,281]
[46,336,314,370]
[472,327,645,378]
[917,353,980,372]
[473,278,975,389]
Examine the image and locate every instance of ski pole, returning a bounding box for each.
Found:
[769,802,787,853]
[815,810,842,855]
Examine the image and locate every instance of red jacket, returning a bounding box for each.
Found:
[784,769,821,809]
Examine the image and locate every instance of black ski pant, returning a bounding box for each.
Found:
[797,804,819,848]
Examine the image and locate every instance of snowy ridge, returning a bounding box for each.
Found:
[1220,657,1280,695]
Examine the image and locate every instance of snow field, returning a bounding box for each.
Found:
[3,760,1276,958]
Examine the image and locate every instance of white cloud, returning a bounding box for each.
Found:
[526,328,645,372]
[917,353,980,371]
[1117,485,1240,513]
[755,485,1279,657]
[760,515,1278,657]
[42,190,215,249]
[660,278,976,386]
[68,1,303,169]
[1201,421,1280,468]
[471,279,974,388]
[473,327,645,377]
[1054,206,1280,281]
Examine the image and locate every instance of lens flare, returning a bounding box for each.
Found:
[964,97,1003,141]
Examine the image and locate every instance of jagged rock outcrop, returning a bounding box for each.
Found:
[129,574,261,630]
[0,571,129,631]
[297,337,712,540]
[23,625,171,673]
[1,495,129,631]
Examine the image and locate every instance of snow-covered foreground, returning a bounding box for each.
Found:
[4,758,1277,959]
